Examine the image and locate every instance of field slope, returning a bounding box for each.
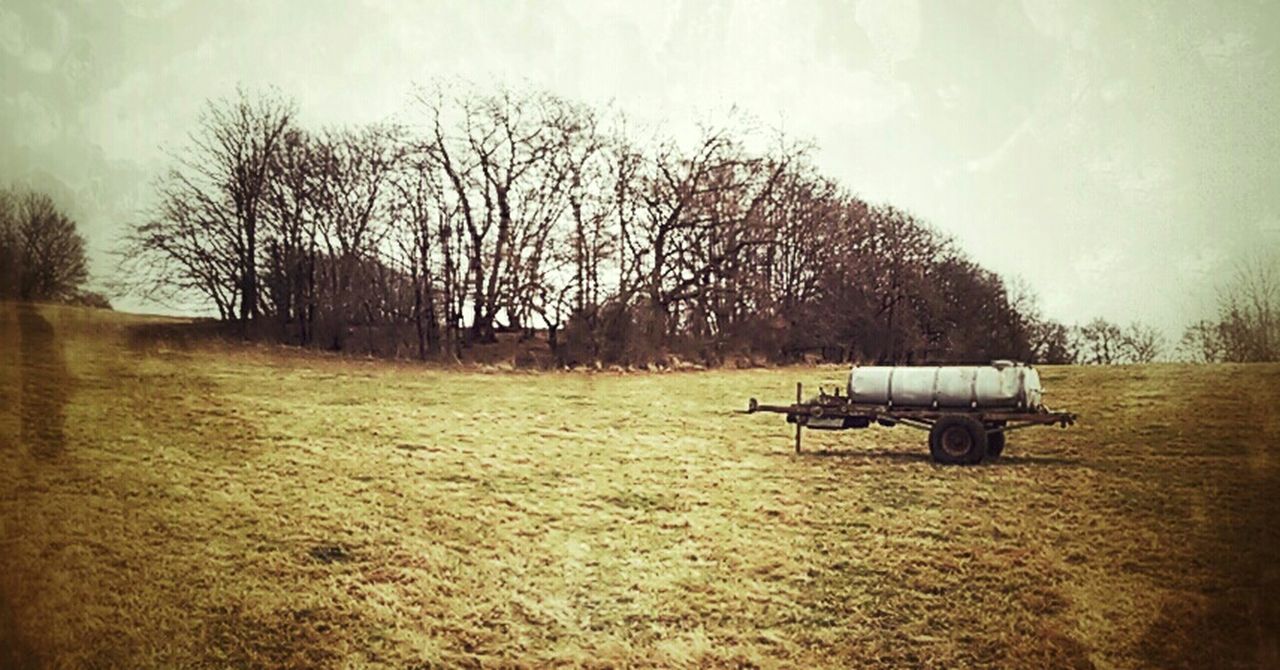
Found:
[2,303,1278,668]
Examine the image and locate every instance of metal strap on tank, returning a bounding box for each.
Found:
[886,367,895,407]
[969,368,978,408]
[1017,366,1026,409]
[931,367,941,409]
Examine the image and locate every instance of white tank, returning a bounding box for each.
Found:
[847,361,1042,410]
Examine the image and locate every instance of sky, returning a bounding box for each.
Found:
[2,0,1278,338]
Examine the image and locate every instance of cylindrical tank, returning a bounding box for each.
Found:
[846,361,1042,410]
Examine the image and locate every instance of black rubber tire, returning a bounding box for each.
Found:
[928,415,989,465]
[986,430,1006,460]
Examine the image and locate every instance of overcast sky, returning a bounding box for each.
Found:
[3,0,1278,336]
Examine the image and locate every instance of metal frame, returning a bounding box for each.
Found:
[745,383,1076,454]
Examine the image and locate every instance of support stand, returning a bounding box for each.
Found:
[795,382,802,454]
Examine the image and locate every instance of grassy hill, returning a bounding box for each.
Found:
[2,303,1278,668]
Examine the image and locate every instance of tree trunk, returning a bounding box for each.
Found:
[414,279,426,361]
[241,217,258,324]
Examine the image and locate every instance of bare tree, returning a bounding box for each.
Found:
[1173,254,1278,363]
[681,141,798,354]
[261,127,320,342]
[854,205,949,362]
[1077,318,1125,364]
[1178,319,1224,363]
[0,189,88,301]
[1121,322,1164,363]
[197,89,294,321]
[415,84,568,343]
[124,88,295,322]
[761,165,841,312]
[389,151,447,359]
[1216,254,1279,362]
[309,124,404,350]
[1028,320,1077,364]
[552,103,616,355]
[628,122,792,349]
[124,168,241,318]
[0,189,21,299]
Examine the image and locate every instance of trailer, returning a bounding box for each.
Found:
[743,363,1076,464]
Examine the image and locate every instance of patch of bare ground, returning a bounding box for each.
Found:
[1,304,1277,668]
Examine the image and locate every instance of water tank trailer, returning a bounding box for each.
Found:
[744,361,1076,464]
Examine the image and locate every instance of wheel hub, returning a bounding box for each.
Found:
[941,425,972,457]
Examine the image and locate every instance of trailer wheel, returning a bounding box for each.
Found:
[986,430,1006,459]
[929,415,988,464]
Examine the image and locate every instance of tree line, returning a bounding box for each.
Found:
[117,83,1270,367]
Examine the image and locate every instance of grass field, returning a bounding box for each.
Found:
[2,303,1278,669]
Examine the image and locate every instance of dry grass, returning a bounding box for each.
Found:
[2,302,1278,669]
